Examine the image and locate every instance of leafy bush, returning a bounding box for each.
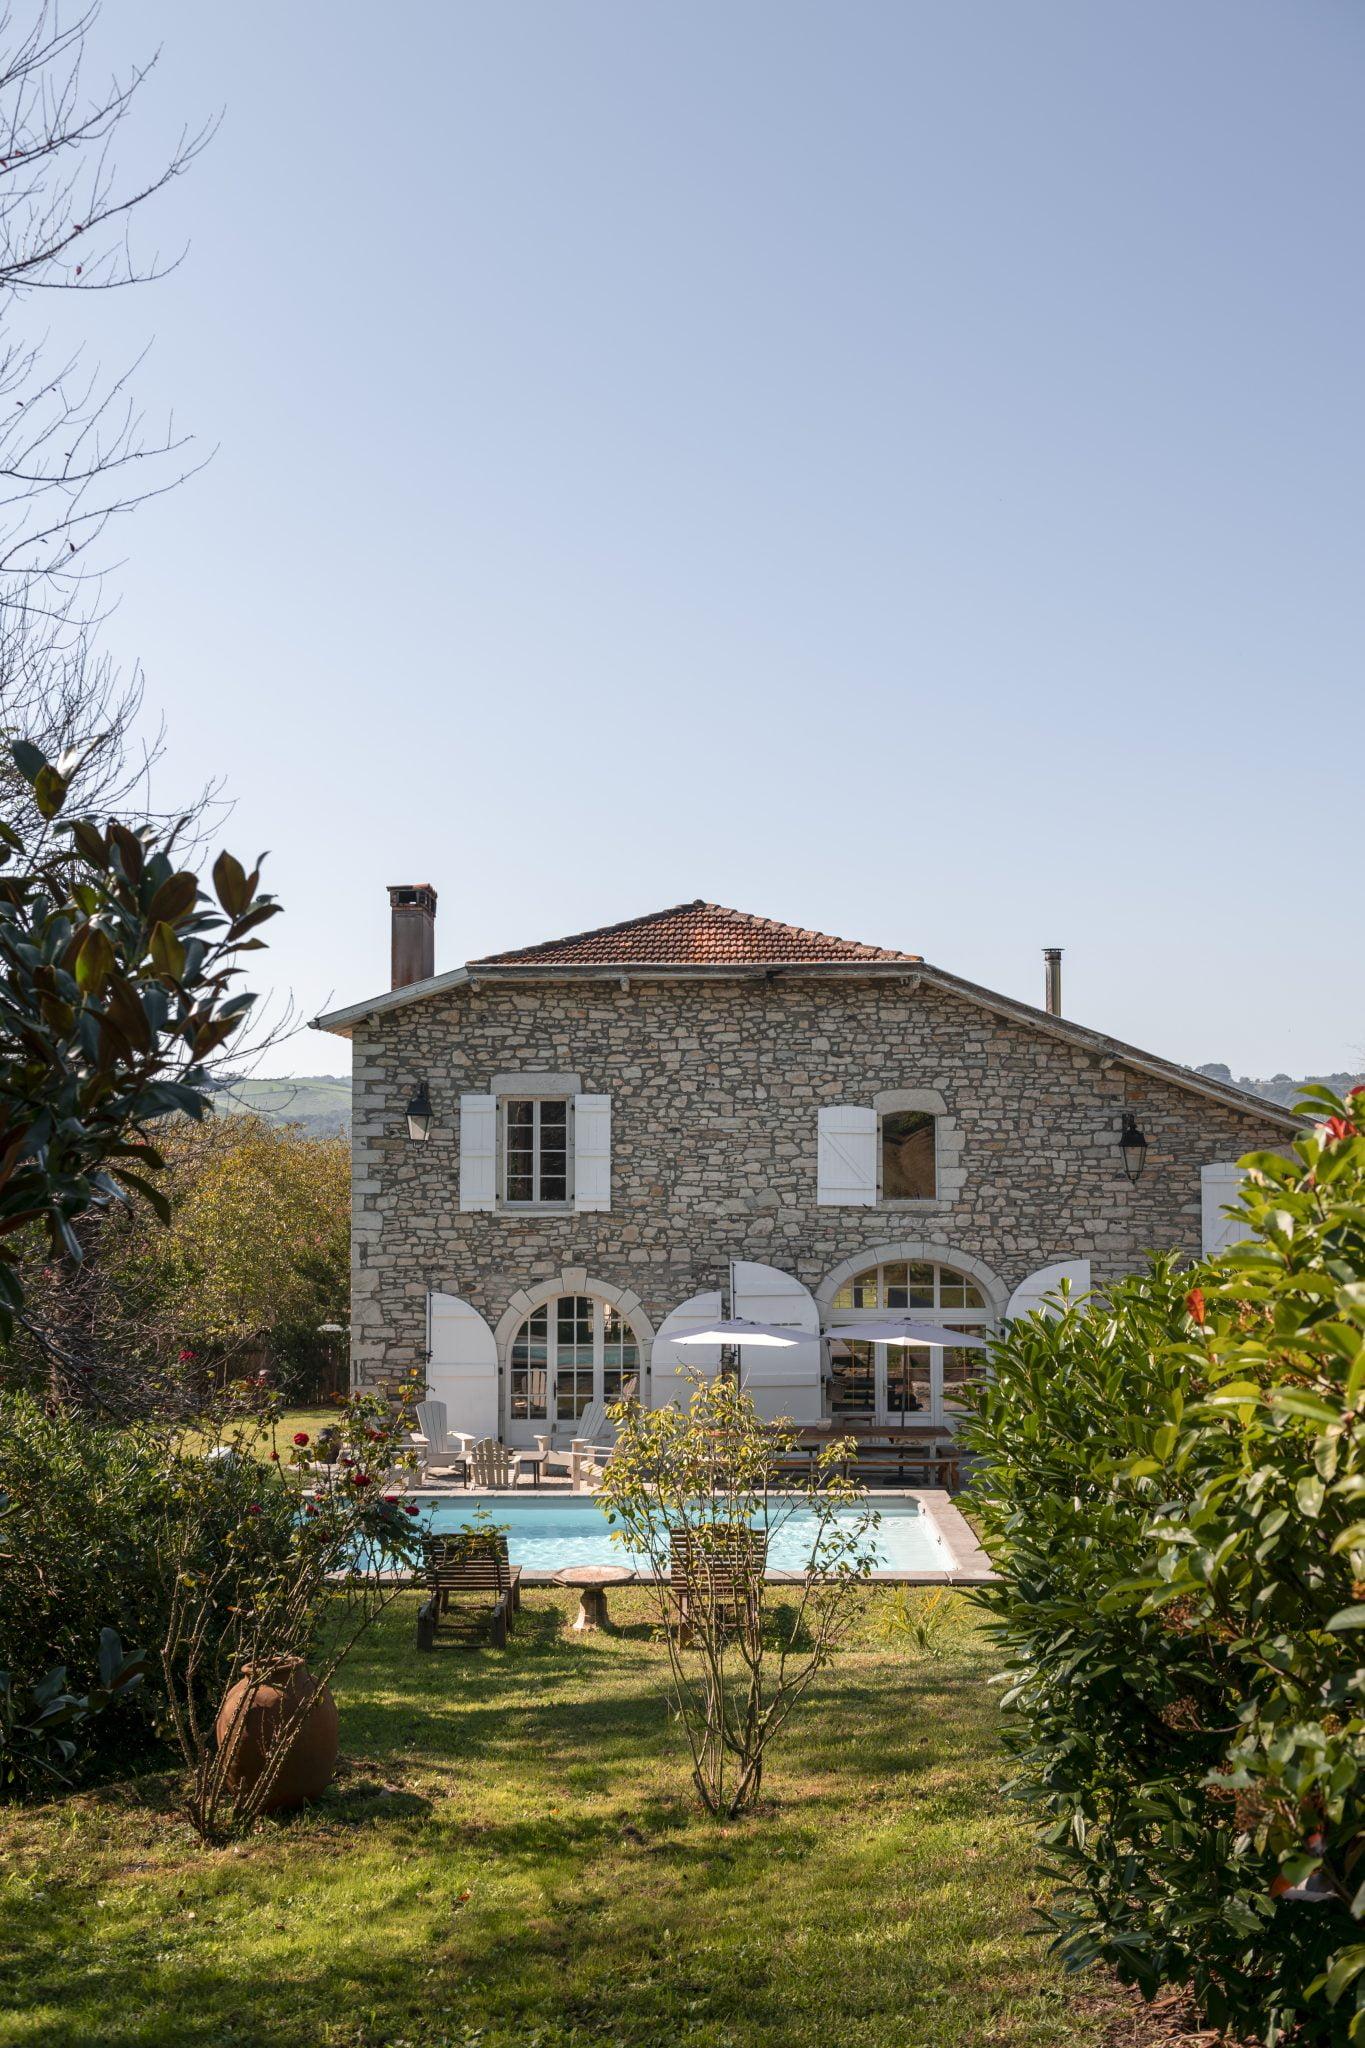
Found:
[0,1627,148,1799]
[966,1088,1365,2045]
[0,1393,296,1789]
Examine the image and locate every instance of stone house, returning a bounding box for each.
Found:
[312,892,1297,1445]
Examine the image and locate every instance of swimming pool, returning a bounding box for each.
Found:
[408,1493,955,1578]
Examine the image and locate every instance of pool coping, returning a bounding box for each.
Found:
[365,1486,995,1589]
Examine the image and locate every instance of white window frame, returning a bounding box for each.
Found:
[501,1096,573,1209]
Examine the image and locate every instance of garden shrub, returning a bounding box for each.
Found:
[966,1088,1365,2045]
[0,1394,296,1790]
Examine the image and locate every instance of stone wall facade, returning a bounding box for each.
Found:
[348,974,1290,1393]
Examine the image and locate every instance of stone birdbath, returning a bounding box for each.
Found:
[553,1563,633,1632]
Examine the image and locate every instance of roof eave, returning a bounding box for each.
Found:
[911,964,1305,1132]
[310,965,472,1036]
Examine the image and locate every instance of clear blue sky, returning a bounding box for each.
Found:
[74,3,1363,1079]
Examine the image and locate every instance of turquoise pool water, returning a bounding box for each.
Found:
[411,1494,951,1576]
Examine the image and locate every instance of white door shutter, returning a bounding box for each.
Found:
[1202,1163,1249,1256]
[458,1093,497,1211]
[1006,1259,1091,1321]
[732,1260,823,1422]
[426,1291,499,1438]
[817,1105,877,1206]
[573,1094,611,1212]
[650,1290,724,1410]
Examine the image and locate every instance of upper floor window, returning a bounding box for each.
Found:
[882,1110,936,1200]
[504,1098,569,1206]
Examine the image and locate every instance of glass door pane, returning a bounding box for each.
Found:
[555,1295,595,1423]
[884,1345,931,1418]
[510,1306,549,1422]
[830,1339,876,1418]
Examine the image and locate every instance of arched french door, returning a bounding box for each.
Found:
[820,1253,998,1430]
[501,1287,650,1445]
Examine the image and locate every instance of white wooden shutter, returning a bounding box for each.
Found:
[732,1260,823,1422]
[426,1291,499,1438]
[817,1105,877,1206]
[1006,1258,1091,1321]
[458,1093,497,1211]
[573,1094,611,1212]
[1202,1163,1249,1256]
[650,1290,724,1410]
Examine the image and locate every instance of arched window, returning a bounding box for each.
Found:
[827,1257,990,1427]
[509,1295,639,1432]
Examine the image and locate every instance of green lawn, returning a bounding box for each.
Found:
[0,1592,1139,2048]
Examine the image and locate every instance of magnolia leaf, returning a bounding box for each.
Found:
[33,763,68,819]
[211,849,250,917]
[73,926,115,995]
[148,921,186,982]
[146,871,200,926]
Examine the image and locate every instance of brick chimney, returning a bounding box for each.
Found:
[388,884,437,989]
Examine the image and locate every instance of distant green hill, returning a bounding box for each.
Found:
[1196,1065,1364,1111]
[208,1073,350,1138]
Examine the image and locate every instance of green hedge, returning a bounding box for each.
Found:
[966,1089,1365,2045]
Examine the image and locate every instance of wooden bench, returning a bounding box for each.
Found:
[849,1440,960,1490]
[416,1533,522,1650]
[669,1527,768,1644]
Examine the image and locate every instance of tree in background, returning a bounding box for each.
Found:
[7,1113,348,1409]
[130,1113,349,1397]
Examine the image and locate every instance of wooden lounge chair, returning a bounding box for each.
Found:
[669,1526,768,1645]
[415,1533,522,1649]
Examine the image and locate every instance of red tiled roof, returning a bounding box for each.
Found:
[471,900,921,968]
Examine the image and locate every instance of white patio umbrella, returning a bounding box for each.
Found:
[672,1318,808,1347]
[823,1320,990,1348]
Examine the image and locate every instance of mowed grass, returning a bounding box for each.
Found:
[0,1592,1128,2048]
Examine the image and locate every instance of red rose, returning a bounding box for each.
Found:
[293,1432,310,1447]
[404,1503,420,1516]
[304,1504,318,1517]
[269,1450,280,1462]
[383,1493,398,1503]
[351,1472,371,1489]
[1186,1287,1206,1327]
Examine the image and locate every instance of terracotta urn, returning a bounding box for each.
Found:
[214,1656,338,1811]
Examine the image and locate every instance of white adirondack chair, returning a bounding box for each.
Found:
[468,1437,516,1488]
[414,1400,474,1484]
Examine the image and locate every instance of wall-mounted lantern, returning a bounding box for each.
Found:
[406,1080,433,1143]
[1120,1112,1148,1183]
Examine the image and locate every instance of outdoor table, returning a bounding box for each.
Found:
[553,1564,633,1632]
